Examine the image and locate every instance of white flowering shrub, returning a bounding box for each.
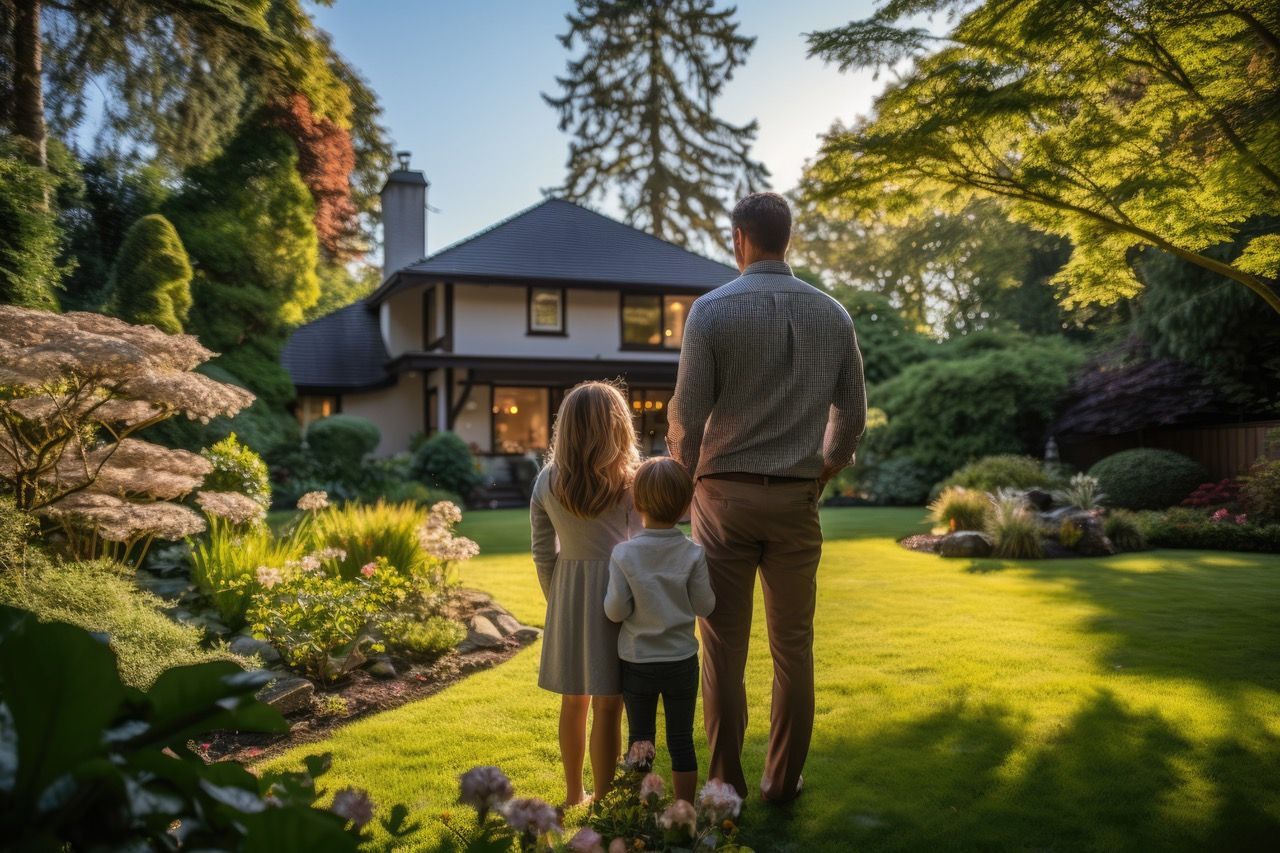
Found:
[0,306,255,567]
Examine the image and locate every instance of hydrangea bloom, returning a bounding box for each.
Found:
[624,740,656,770]
[297,490,329,511]
[500,797,561,836]
[196,490,266,525]
[697,779,742,824]
[330,787,375,829]
[657,799,697,836]
[567,827,605,853]
[360,562,377,578]
[639,772,665,805]
[458,765,514,819]
[255,566,284,589]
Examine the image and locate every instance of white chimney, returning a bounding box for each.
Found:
[380,150,428,281]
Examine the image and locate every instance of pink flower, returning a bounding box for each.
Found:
[567,827,605,852]
[500,797,561,836]
[1211,508,1230,522]
[360,562,377,578]
[458,765,513,819]
[330,787,375,829]
[697,778,742,824]
[608,840,627,853]
[657,798,697,836]
[624,740,656,770]
[639,772,665,805]
[1235,513,1248,525]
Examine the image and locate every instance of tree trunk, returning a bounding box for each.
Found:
[12,0,45,170]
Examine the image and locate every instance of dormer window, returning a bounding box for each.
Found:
[528,287,566,335]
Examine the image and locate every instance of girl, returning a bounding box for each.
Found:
[531,380,640,807]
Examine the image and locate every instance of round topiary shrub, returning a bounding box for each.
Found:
[936,454,1058,497]
[1088,449,1207,510]
[411,432,482,499]
[864,457,933,506]
[305,415,381,484]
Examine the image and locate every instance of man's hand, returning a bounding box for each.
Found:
[819,463,846,489]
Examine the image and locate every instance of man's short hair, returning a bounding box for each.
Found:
[633,456,693,526]
[731,192,791,255]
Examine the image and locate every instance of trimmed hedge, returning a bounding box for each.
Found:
[936,454,1060,496]
[305,414,381,483]
[1089,449,1207,511]
[1135,508,1280,554]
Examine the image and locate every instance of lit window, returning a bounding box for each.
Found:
[622,294,693,349]
[296,396,338,429]
[529,288,564,334]
[493,387,549,453]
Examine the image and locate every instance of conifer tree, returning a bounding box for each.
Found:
[545,0,768,249]
[106,214,193,334]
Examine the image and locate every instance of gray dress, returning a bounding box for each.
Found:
[531,465,639,696]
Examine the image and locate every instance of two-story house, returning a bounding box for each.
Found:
[281,156,737,496]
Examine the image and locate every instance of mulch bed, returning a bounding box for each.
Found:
[201,589,536,765]
[899,533,945,553]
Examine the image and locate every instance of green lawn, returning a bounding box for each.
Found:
[266,507,1280,851]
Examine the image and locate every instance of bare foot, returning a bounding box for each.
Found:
[561,793,593,811]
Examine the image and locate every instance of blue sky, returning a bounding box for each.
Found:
[308,0,886,254]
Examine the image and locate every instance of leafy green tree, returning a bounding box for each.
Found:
[869,335,1084,480]
[1132,219,1280,411]
[826,288,929,385]
[793,190,1074,335]
[804,0,1280,314]
[0,134,61,308]
[545,0,768,249]
[105,214,193,333]
[165,118,320,407]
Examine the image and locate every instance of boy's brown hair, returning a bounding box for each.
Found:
[632,456,693,525]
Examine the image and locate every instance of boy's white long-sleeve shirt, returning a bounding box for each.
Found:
[603,527,715,664]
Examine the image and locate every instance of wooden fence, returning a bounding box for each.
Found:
[1059,419,1280,481]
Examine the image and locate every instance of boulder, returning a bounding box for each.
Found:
[258,675,314,715]
[1025,489,1054,511]
[457,614,507,654]
[513,627,542,645]
[480,610,523,637]
[368,657,397,679]
[938,531,994,558]
[1038,508,1115,557]
[230,634,280,666]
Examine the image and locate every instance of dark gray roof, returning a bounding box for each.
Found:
[370,197,737,303]
[281,302,391,392]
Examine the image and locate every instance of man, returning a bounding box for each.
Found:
[667,192,866,802]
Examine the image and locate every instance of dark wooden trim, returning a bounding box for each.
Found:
[292,375,398,396]
[444,367,455,429]
[386,352,680,385]
[449,369,475,428]
[443,282,455,352]
[368,269,719,306]
[422,285,442,350]
[425,385,438,436]
[526,285,568,336]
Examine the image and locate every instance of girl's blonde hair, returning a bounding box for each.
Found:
[547,381,639,519]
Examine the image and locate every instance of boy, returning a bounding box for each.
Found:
[604,456,716,803]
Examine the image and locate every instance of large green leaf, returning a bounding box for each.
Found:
[137,661,284,747]
[0,606,126,810]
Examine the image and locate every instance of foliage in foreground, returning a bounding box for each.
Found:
[0,604,406,850]
[443,754,752,852]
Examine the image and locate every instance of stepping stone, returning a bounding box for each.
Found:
[258,675,314,716]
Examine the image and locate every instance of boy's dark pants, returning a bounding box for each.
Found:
[621,654,699,772]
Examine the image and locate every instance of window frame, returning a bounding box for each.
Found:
[526,286,567,336]
[619,291,695,351]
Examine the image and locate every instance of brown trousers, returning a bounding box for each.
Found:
[692,476,823,800]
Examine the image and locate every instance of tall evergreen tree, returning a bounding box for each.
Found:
[106,214,193,334]
[545,0,768,249]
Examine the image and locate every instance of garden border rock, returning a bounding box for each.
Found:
[203,589,541,764]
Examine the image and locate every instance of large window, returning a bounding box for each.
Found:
[630,388,673,455]
[492,387,550,454]
[528,287,565,335]
[296,395,338,430]
[621,294,694,349]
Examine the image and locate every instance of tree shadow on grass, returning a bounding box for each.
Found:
[960,553,1280,694]
[763,691,1280,852]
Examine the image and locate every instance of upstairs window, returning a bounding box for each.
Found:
[622,293,693,349]
[528,287,565,335]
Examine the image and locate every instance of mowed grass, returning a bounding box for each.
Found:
[264,507,1280,851]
